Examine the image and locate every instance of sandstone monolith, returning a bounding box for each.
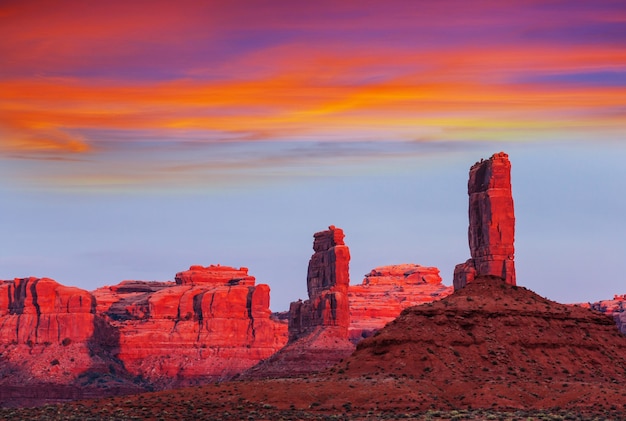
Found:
[246,226,354,378]
[453,152,515,289]
[288,225,350,341]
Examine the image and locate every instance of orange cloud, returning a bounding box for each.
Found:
[1,0,624,192]
[2,33,626,156]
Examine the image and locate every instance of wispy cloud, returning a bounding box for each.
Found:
[2,45,625,155]
[1,0,625,187]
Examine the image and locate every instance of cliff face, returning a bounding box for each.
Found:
[288,225,350,342]
[8,278,626,416]
[348,264,453,342]
[0,278,136,405]
[0,267,288,404]
[174,265,256,286]
[0,277,95,345]
[453,152,516,289]
[92,265,288,387]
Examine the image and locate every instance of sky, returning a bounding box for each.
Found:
[1,0,625,311]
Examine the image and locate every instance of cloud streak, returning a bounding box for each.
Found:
[1,0,625,186]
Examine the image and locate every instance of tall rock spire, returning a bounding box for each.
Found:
[453,152,516,290]
[244,226,354,378]
[288,225,350,341]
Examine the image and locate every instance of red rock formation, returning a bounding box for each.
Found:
[585,294,626,335]
[0,277,95,345]
[9,278,626,416]
[92,265,288,387]
[0,278,138,402]
[348,264,453,342]
[92,280,173,318]
[0,268,288,401]
[288,225,350,341]
[175,264,256,286]
[245,226,354,378]
[453,152,515,290]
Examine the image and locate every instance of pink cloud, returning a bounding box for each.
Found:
[1,0,625,156]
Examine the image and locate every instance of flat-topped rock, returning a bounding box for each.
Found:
[93,267,287,387]
[348,264,453,342]
[175,265,256,286]
[0,277,95,344]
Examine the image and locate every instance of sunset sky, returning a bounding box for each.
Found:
[1,0,625,310]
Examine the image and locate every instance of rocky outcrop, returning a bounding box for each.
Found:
[288,225,350,341]
[585,294,626,335]
[453,152,516,289]
[0,277,95,345]
[348,264,453,342]
[92,265,288,387]
[175,265,256,286]
[0,267,288,403]
[0,278,140,406]
[245,226,354,378]
[9,278,626,416]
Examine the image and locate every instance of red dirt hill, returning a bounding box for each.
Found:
[333,275,626,410]
[240,277,626,414]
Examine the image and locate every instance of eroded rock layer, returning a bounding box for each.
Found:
[92,265,288,387]
[585,294,626,335]
[0,278,139,406]
[454,152,515,289]
[8,277,626,416]
[348,264,453,342]
[0,268,288,405]
[175,265,256,286]
[0,277,95,345]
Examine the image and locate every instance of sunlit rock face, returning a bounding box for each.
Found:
[288,225,351,342]
[0,277,128,394]
[174,264,256,286]
[0,272,288,403]
[0,277,95,344]
[586,294,626,335]
[244,226,354,379]
[348,264,453,342]
[453,152,516,290]
[93,266,288,387]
